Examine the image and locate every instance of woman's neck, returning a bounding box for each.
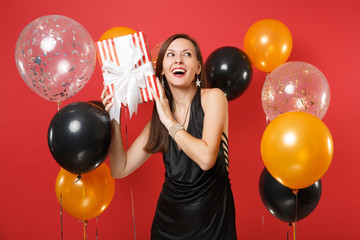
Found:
[170,85,197,112]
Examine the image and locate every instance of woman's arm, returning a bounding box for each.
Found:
[101,86,152,178]
[150,79,228,171]
[173,88,228,170]
[109,120,152,178]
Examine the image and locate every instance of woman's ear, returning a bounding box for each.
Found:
[196,62,201,74]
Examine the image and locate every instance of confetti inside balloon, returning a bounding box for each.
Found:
[15,15,96,102]
[261,61,330,121]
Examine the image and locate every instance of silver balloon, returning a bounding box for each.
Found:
[15,15,96,102]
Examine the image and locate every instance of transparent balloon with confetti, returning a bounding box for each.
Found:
[15,15,96,102]
[261,61,330,121]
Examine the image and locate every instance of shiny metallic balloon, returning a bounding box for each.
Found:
[205,46,253,101]
[259,168,322,223]
[48,102,113,175]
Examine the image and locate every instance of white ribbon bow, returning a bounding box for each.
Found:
[102,46,153,122]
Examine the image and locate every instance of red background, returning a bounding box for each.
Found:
[1,0,359,239]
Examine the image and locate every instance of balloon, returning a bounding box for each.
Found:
[55,164,115,220]
[150,41,164,69]
[262,61,330,121]
[244,19,292,72]
[88,100,107,112]
[15,15,96,102]
[261,111,333,189]
[205,46,253,101]
[99,26,136,41]
[48,102,113,175]
[259,168,322,223]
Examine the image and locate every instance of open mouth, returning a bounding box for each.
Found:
[172,68,186,77]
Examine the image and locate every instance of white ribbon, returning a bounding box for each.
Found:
[102,46,153,122]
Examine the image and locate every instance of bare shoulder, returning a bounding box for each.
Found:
[201,88,228,108]
[200,88,228,137]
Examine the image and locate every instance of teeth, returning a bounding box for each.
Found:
[172,68,185,74]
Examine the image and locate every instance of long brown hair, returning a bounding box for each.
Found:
[144,34,206,154]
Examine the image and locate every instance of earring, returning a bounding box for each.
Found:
[196,74,201,87]
[161,75,165,87]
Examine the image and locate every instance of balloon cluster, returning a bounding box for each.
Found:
[259,109,333,223]
[14,16,118,221]
[48,101,114,220]
[16,15,333,225]
[194,19,292,101]
[50,25,138,221]
[240,19,334,224]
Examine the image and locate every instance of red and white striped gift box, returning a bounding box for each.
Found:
[96,32,159,108]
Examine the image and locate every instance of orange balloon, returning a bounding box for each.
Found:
[99,26,136,41]
[261,112,333,189]
[244,19,292,72]
[55,164,115,220]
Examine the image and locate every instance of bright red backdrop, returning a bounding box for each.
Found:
[1,0,359,239]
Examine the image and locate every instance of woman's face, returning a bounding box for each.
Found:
[162,38,201,88]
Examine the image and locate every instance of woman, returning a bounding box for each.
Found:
[101,34,237,239]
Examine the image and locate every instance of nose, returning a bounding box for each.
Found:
[175,55,183,64]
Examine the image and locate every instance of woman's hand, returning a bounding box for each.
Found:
[100,84,114,113]
[150,77,176,129]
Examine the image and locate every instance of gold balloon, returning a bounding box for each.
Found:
[55,163,115,220]
[244,19,292,72]
[261,112,333,189]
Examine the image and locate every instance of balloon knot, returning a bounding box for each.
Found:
[73,174,82,184]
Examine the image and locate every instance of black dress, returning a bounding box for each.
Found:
[151,89,237,240]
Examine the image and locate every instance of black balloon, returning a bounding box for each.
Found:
[259,168,322,223]
[88,100,107,113]
[205,46,253,101]
[48,102,113,175]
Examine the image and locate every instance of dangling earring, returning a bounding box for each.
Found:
[196,74,201,87]
[161,75,165,87]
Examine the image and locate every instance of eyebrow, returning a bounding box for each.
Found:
[166,48,194,52]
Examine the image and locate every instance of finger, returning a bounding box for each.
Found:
[102,93,113,106]
[155,77,165,99]
[149,86,159,102]
[105,101,114,112]
[100,85,108,100]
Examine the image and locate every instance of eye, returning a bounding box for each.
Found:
[183,52,192,57]
[166,52,175,57]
